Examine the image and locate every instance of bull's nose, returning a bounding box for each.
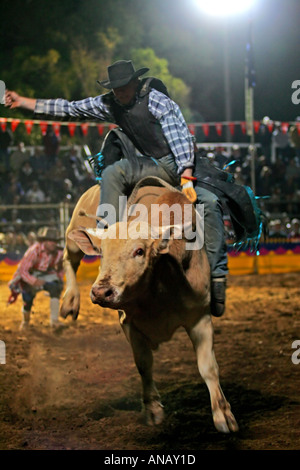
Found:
[91,285,115,304]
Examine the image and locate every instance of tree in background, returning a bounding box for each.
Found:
[131,48,192,121]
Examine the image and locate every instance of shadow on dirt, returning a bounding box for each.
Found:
[85,380,296,450]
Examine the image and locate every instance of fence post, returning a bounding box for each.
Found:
[59,202,65,241]
[0,340,6,365]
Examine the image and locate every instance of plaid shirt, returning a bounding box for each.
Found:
[35,89,194,174]
[9,242,64,288]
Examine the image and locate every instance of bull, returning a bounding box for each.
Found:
[60,182,238,433]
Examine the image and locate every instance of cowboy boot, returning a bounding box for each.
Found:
[20,308,31,330]
[211,277,226,317]
[50,298,66,329]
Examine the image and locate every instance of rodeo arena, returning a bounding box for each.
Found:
[0,8,300,457]
[1,113,299,453]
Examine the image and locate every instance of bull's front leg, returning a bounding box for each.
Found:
[186,314,238,433]
[128,323,164,426]
[60,248,84,320]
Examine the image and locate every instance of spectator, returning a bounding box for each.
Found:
[0,126,12,172]
[18,161,38,192]
[268,219,287,239]
[257,116,272,164]
[2,174,24,204]
[25,180,46,204]
[289,117,300,160]
[9,142,29,173]
[29,146,48,177]
[288,218,300,240]
[26,231,37,247]
[233,166,246,186]
[43,128,60,169]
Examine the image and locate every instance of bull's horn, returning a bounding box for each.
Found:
[78,210,102,222]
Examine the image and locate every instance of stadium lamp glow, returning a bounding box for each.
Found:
[195,0,256,16]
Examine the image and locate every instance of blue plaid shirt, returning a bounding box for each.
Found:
[35,89,194,174]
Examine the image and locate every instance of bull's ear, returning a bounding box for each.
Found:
[68,229,102,256]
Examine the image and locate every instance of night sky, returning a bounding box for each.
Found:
[0,0,299,123]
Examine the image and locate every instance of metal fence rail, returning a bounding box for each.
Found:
[0,202,75,239]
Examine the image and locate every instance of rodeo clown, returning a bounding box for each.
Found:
[8,227,64,330]
[5,60,229,317]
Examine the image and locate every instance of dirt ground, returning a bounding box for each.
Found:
[0,272,300,451]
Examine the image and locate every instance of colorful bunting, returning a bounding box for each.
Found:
[68,123,76,137]
[228,122,235,135]
[202,123,209,137]
[98,124,104,136]
[39,121,48,135]
[215,123,222,136]
[52,122,61,137]
[25,120,33,135]
[0,117,7,131]
[80,123,89,136]
[11,119,20,132]
[188,124,195,135]
[0,117,297,142]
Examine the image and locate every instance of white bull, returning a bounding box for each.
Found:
[60,184,238,433]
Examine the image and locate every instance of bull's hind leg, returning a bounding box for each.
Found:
[60,247,84,320]
[129,324,164,426]
[186,314,238,433]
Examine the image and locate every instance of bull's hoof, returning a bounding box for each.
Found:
[144,400,165,426]
[60,292,80,320]
[213,408,239,433]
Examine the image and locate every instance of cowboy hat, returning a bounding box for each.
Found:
[98,60,149,89]
[37,227,62,242]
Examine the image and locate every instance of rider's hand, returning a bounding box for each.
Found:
[181,177,197,203]
[5,90,22,109]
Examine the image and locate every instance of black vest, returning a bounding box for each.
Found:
[103,78,171,159]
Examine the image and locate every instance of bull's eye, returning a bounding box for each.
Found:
[133,248,145,257]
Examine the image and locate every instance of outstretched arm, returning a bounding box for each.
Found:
[5,90,36,111]
[5,89,114,122]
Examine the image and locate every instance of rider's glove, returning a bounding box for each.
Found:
[180,176,197,203]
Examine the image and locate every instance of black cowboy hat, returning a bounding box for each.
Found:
[98,60,149,89]
[37,227,62,242]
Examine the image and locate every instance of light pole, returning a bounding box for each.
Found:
[195,0,257,141]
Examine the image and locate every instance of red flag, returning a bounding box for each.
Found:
[240,121,246,134]
[253,120,260,133]
[52,122,61,137]
[296,123,300,136]
[202,123,209,137]
[98,124,104,136]
[25,120,33,135]
[0,117,7,131]
[11,119,20,132]
[68,123,77,137]
[215,123,222,136]
[188,124,195,135]
[228,122,235,135]
[81,123,89,136]
[39,121,48,135]
[109,124,117,131]
[267,122,274,133]
[281,122,289,134]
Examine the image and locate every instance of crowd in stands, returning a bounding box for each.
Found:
[0,118,300,254]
